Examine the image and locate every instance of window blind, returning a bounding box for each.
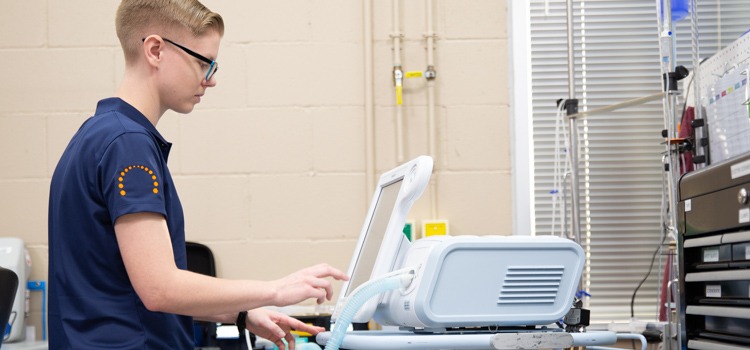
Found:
[528,0,750,322]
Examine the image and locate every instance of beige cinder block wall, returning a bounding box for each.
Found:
[0,0,510,338]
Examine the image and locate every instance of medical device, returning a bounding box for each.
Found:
[0,238,30,343]
[374,234,585,331]
[330,155,586,330]
[319,156,603,350]
[332,155,433,324]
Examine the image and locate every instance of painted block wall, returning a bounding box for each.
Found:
[0,0,509,338]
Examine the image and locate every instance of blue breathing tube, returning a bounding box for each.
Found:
[324,268,415,350]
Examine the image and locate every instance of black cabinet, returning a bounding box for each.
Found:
[679,153,750,350]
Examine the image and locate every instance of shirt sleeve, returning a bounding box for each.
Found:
[99,132,167,223]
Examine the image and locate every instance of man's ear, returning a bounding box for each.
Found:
[142,36,164,68]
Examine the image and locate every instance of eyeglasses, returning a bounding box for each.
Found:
[143,36,218,81]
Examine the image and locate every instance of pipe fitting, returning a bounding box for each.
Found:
[393,65,404,86]
[425,65,437,81]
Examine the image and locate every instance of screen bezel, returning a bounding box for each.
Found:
[334,156,433,323]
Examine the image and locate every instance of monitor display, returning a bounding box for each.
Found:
[345,179,402,297]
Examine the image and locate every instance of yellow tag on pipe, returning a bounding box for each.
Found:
[405,71,423,79]
[396,85,403,105]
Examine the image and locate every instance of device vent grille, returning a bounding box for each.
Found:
[497,266,565,305]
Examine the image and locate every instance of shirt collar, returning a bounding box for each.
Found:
[95,97,173,155]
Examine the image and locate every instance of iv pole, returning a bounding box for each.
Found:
[564,0,582,254]
[559,0,677,333]
[561,0,589,329]
[561,0,670,279]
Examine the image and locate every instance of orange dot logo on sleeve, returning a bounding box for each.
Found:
[117,164,159,196]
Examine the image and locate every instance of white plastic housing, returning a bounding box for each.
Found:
[376,235,585,330]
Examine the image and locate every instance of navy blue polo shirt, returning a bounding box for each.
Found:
[48,98,193,349]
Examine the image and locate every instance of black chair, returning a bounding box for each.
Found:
[186,241,216,278]
[0,266,19,348]
[185,242,218,348]
[185,242,252,349]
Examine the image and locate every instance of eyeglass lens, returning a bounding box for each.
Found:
[205,62,218,81]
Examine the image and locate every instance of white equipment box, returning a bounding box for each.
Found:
[0,238,30,343]
[375,235,585,330]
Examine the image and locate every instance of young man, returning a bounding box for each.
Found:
[47,1,348,349]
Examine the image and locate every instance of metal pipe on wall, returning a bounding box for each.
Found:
[386,0,439,219]
[392,0,405,163]
[365,0,376,192]
[425,0,438,218]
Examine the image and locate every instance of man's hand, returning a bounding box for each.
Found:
[270,263,349,306]
[245,308,325,350]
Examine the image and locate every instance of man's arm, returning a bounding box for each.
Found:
[115,212,273,316]
[114,212,347,317]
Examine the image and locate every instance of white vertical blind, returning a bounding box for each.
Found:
[529,0,750,322]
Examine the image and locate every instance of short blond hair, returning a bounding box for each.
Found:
[116,0,224,63]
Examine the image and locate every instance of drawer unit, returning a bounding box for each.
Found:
[679,153,750,350]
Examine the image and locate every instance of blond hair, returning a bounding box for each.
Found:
[116,0,224,63]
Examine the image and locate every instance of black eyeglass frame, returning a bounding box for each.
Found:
[142,36,218,81]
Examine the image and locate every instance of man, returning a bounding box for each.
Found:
[48,1,347,349]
